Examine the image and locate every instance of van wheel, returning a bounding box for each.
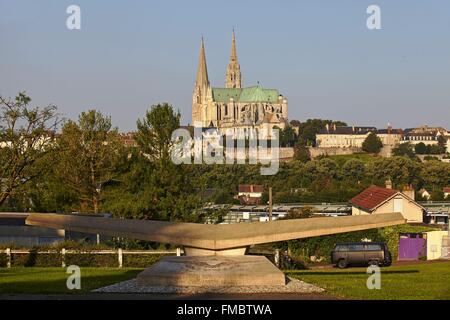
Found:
[384,253,392,266]
[337,259,347,269]
[368,260,378,266]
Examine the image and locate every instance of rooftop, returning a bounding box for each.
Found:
[349,186,399,212]
[212,86,281,103]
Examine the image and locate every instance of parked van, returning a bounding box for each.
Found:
[331,242,392,268]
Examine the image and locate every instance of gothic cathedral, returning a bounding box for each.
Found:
[191,31,288,132]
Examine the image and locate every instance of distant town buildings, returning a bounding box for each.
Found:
[315,124,449,157]
[444,187,450,200]
[401,126,447,146]
[120,132,137,148]
[316,125,403,149]
[236,184,264,205]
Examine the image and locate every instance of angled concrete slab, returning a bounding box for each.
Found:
[26,212,405,251]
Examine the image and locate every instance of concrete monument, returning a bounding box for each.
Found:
[26,212,405,287]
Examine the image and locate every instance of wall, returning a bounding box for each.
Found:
[374,196,423,223]
[425,231,448,260]
[309,147,362,158]
[352,195,423,223]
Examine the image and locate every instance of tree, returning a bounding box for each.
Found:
[102,103,201,222]
[437,135,447,154]
[341,159,365,183]
[279,125,297,147]
[56,110,124,213]
[282,207,314,219]
[392,143,415,159]
[362,132,383,154]
[414,142,427,155]
[293,143,311,163]
[0,92,60,206]
[135,103,180,165]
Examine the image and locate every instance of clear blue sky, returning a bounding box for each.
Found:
[1,0,450,131]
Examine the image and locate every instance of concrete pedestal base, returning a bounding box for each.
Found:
[136,255,286,287]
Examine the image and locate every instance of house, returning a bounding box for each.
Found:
[401,126,448,146]
[443,187,450,199]
[315,125,403,149]
[418,188,431,200]
[316,125,377,148]
[237,184,263,205]
[350,185,424,223]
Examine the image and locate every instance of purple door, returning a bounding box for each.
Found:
[398,236,426,260]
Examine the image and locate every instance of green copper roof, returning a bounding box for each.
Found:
[212,86,280,103]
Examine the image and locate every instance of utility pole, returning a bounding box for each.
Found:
[269,187,273,221]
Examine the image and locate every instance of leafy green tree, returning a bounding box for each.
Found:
[293,143,311,163]
[392,143,415,159]
[103,104,201,222]
[421,161,450,188]
[56,110,124,213]
[437,135,447,154]
[341,159,365,183]
[362,132,383,154]
[430,189,445,201]
[414,142,427,155]
[135,103,180,165]
[0,92,60,206]
[282,207,314,219]
[367,157,422,188]
[279,125,297,147]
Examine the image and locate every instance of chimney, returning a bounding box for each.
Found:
[385,178,392,189]
[333,123,336,131]
[402,184,415,200]
[325,123,329,132]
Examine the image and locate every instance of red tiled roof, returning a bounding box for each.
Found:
[238,185,264,193]
[350,186,398,212]
[443,187,450,193]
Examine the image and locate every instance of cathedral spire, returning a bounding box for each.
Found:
[230,29,238,63]
[195,37,210,89]
[226,30,242,88]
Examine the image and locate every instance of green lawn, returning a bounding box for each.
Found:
[1,262,449,299]
[287,261,450,300]
[0,267,143,294]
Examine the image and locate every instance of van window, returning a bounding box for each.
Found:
[366,244,382,251]
[348,244,364,251]
[335,245,347,251]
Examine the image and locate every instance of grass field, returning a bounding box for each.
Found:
[1,262,449,299]
[0,267,142,294]
[288,261,450,300]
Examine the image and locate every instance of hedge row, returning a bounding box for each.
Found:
[0,251,168,268]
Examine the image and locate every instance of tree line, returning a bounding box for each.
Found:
[1,93,449,222]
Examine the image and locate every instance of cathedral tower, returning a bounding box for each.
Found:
[225,30,242,89]
[192,38,212,125]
